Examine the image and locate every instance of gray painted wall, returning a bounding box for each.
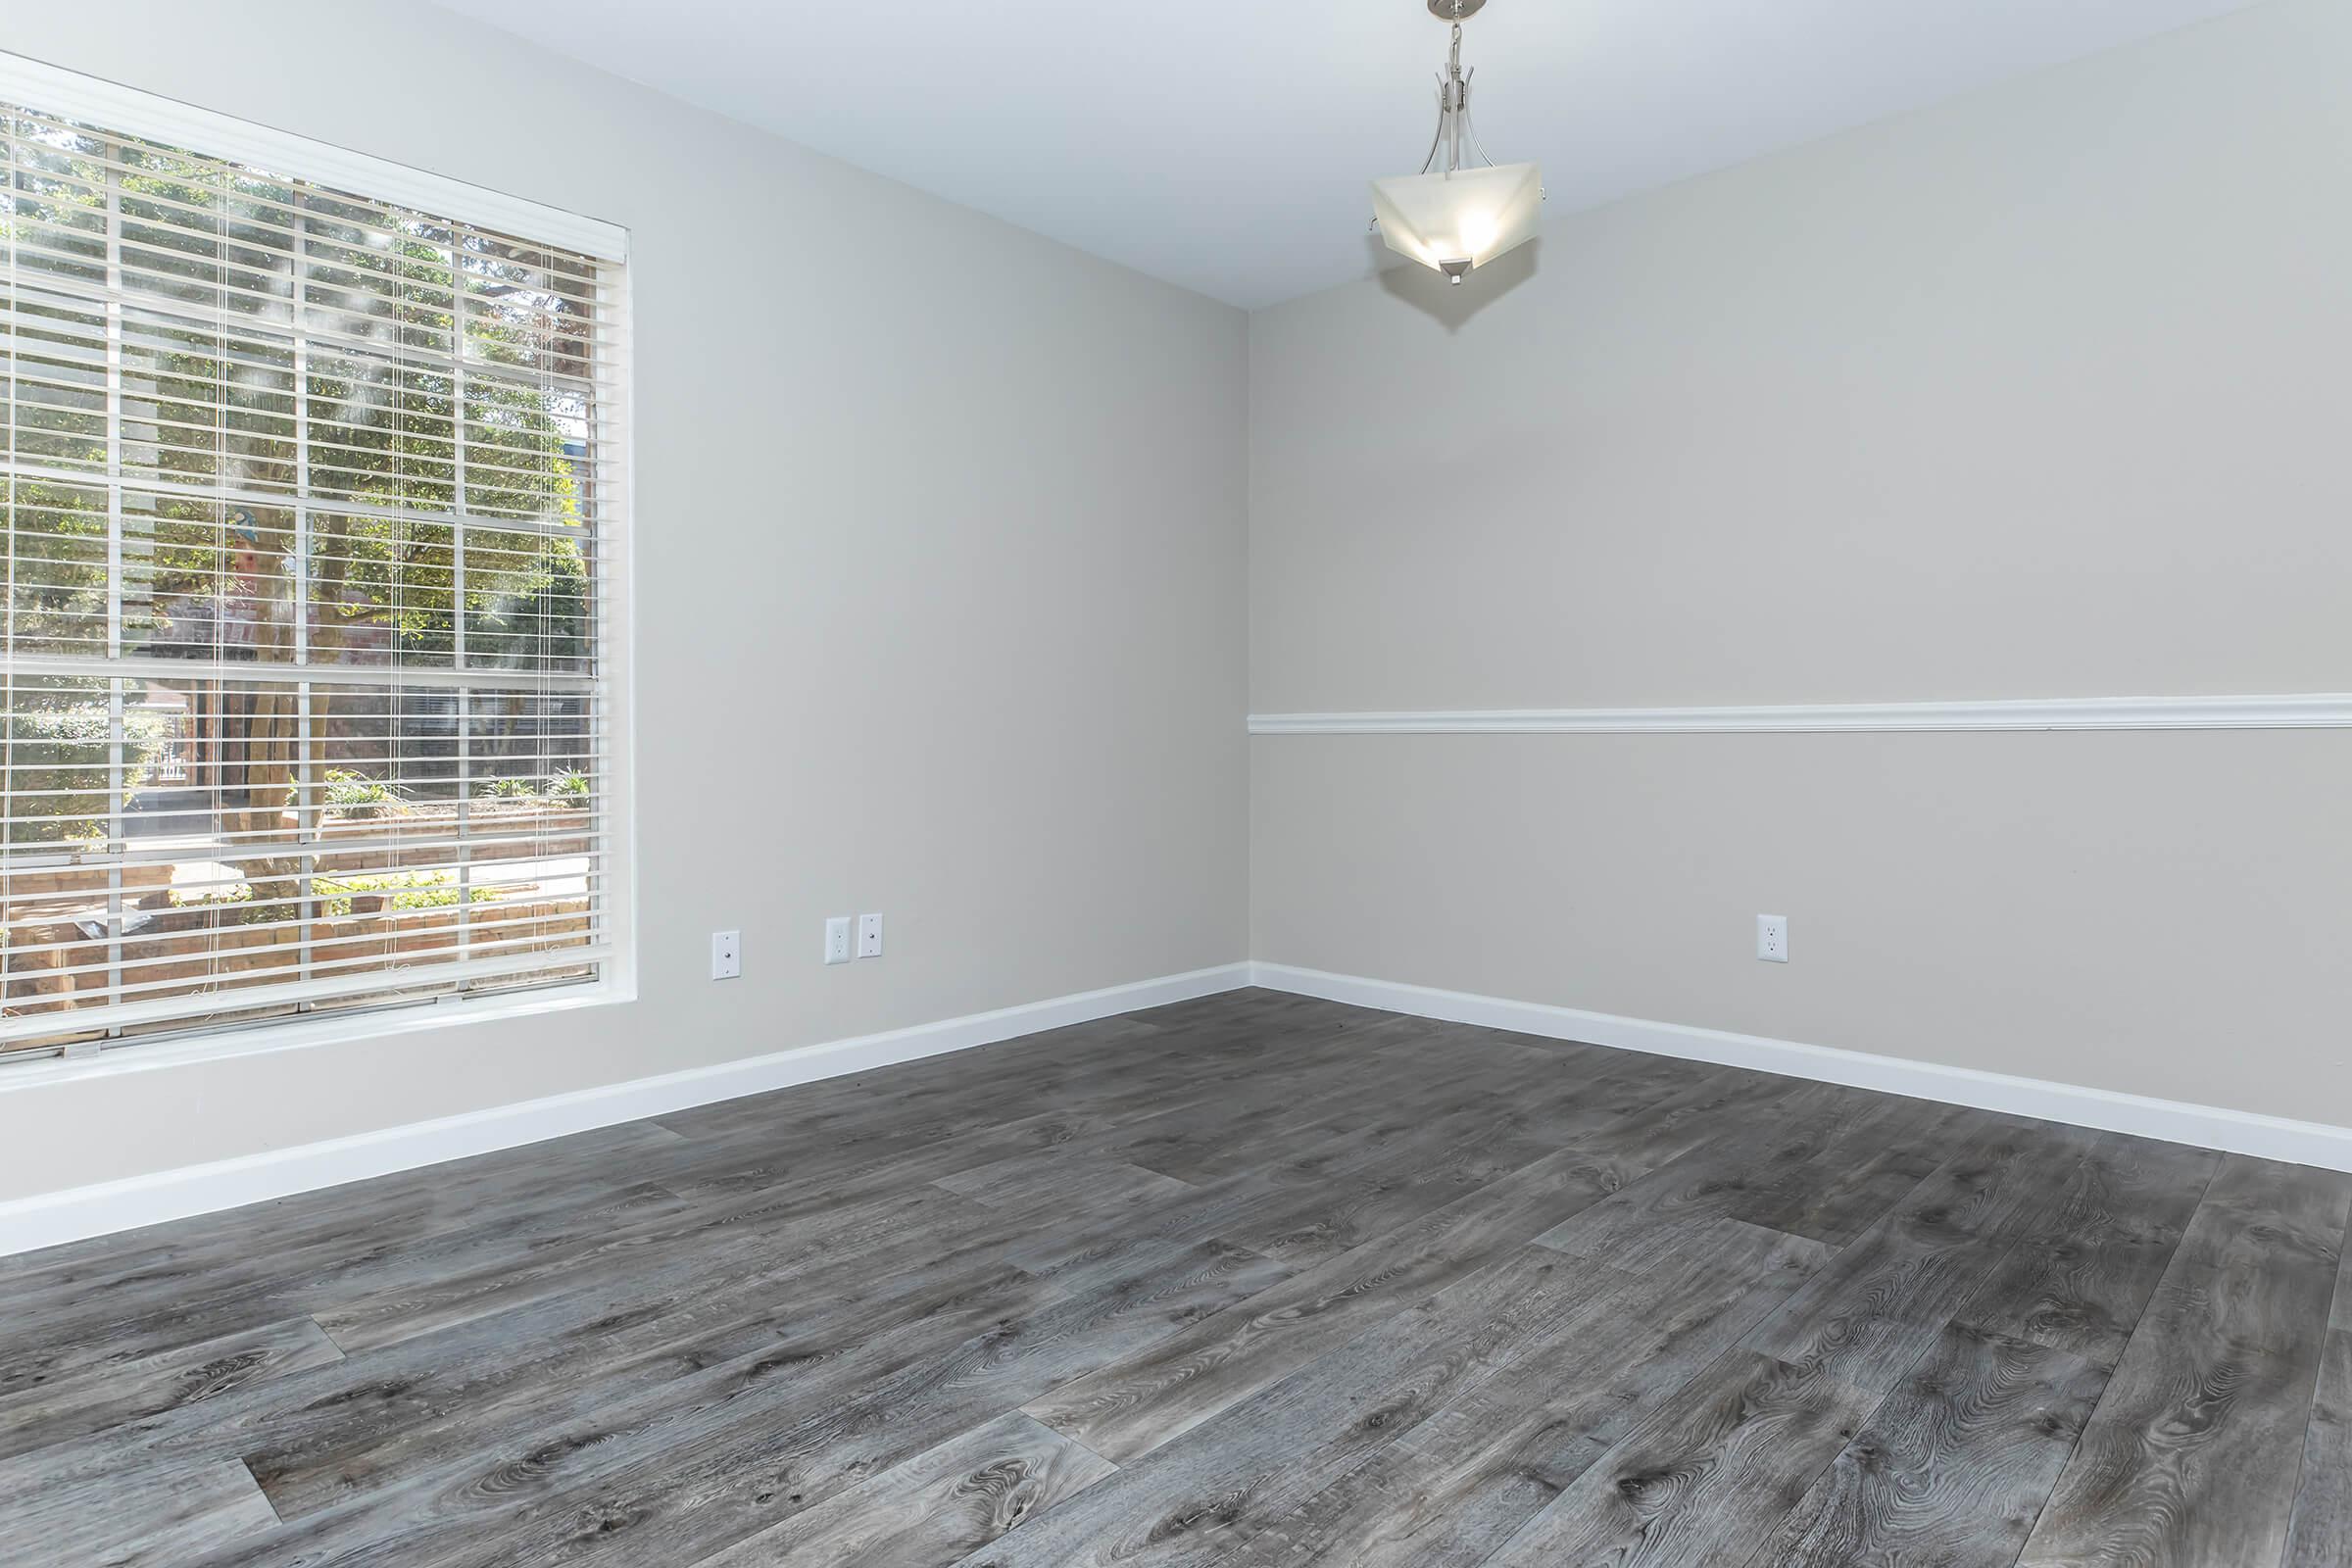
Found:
[1250,0,2352,1126]
[4,0,2342,1206]
[0,0,1250,1199]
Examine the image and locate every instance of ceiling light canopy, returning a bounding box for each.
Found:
[1370,0,1543,285]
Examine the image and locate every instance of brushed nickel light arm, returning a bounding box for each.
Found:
[1417,17,1493,178]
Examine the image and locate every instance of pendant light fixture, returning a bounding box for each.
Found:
[1369,0,1543,285]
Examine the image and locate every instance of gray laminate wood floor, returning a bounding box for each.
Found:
[3,989,2347,1566]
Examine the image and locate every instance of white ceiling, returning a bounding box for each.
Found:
[430,0,2256,310]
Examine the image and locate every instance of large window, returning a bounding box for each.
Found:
[0,66,627,1058]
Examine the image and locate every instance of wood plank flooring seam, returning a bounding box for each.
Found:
[1042,1421,1119,1479]
[1788,1273,2072,1568]
[1485,1128,2100,1567]
[1447,1215,1869,1567]
[1751,1363,1896,1568]
[1733,1348,1892,1568]
[2278,1190,2352,1568]
[309,1310,357,1358]
[240,1454,290,1527]
[1936,1291,2114,1568]
[1986,1146,2225,1568]
[2014,1155,2352,1568]
[1464,1345,1878,1568]
[1811,1135,2214,1568]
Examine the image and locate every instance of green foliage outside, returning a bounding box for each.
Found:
[325,769,589,815]
[311,870,507,915]
[472,771,590,805]
[171,868,508,914]
[4,118,595,853]
[320,769,408,819]
[0,705,168,845]
[168,881,252,908]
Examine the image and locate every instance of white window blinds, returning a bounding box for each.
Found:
[0,69,627,1057]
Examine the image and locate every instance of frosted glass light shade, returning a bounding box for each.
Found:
[1370,161,1543,279]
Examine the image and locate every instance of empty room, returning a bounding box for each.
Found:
[0,0,2346,1563]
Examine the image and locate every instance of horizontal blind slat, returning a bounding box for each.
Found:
[11,904,615,982]
[11,902,614,978]
[1,122,614,286]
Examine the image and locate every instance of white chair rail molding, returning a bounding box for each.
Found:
[1247,692,2352,734]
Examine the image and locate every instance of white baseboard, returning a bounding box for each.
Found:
[17,955,2341,1258]
[1250,961,2352,1174]
[0,962,1252,1258]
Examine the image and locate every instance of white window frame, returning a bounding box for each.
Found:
[0,51,636,1086]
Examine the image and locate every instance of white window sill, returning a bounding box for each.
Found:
[0,976,637,1093]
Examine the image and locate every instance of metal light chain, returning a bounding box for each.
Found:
[1448,24,1466,174]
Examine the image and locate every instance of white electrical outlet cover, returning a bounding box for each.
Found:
[823,916,853,965]
[1757,913,1788,963]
